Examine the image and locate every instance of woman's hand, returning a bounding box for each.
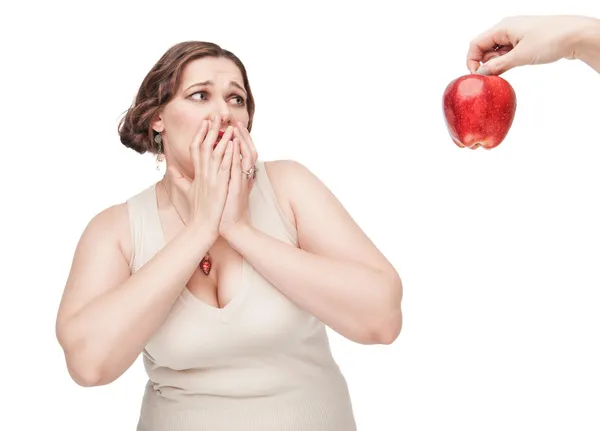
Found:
[467,15,598,76]
[167,115,235,238]
[219,121,259,239]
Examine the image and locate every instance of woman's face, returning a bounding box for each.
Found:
[152,56,250,177]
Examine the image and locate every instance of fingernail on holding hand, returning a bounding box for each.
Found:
[476,66,490,76]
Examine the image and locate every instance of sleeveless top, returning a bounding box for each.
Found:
[126,160,357,431]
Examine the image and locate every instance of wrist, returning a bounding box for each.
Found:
[220,221,252,243]
[186,218,219,245]
[572,17,600,63]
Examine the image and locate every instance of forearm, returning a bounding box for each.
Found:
[573,17,600,73]
[65,222,216,386]
[224,224,402,345]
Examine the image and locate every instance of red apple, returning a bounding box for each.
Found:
[442,74,517,150]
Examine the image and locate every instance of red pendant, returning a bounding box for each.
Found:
[200,253,212,275]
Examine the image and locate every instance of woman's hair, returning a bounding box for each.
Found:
[118,41,255,155]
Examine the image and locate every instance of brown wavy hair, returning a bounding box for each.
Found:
[118,41,255,155]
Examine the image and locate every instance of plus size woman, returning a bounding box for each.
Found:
[55,41,403,430]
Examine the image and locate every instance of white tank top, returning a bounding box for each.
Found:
[126,160,357,430]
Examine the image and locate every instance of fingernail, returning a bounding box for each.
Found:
[476,66,489,76]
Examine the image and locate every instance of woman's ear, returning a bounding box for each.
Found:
[151,111,165,134]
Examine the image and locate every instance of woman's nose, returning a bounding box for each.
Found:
[216,105,232,125]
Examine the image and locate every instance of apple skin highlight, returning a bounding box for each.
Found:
[442,74,517,150]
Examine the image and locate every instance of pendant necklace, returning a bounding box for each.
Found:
[161,180,212,276]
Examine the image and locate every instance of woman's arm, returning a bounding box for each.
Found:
[55,203,215,387]
[223,160,402,345]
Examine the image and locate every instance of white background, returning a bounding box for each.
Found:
[2,0,600,430]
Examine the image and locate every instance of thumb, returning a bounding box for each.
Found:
[477,51,519,76]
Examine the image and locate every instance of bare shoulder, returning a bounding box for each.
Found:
[263,158,312,177]
[262,158,336,206]
[87,202,130,230]
[82,202,132,264]
[261,159,320,228]
[262,159,320,194]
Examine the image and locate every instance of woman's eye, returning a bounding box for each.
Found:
[190,91,207,101]
[189,91,244,105]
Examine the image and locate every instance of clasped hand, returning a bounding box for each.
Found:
[167,114,258,240]
[219,119,259,238]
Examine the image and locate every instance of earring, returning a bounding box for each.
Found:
[155,133,164,170]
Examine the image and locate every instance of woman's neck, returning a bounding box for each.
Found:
[159,175,191,225]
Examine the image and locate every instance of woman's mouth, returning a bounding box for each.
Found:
[214,130,226,148]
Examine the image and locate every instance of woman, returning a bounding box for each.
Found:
[55,41,403,430]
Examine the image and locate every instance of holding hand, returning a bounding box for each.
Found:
[219,121,259,239]
[467,15,598,75]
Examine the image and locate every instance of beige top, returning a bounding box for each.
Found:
[126,160,356,431]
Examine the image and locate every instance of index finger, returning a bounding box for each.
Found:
[466,26,514,73]
[189,120,209,178]
[235,122,258,163]
[201,115,221,167]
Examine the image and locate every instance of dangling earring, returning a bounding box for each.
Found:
[155,133,165,170]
